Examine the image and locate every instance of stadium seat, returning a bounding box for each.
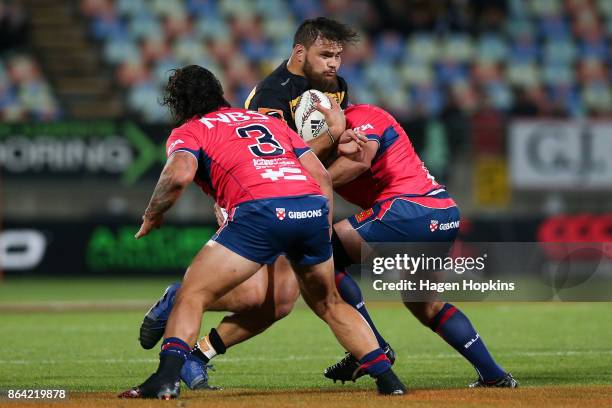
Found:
[128,11,162,40]
[582,80,612,113]
[407,34,439,64]
[476,34,508,63]
[530,0,562,17]
[507,63,541,88]
[439,35,474,63]
[374,32,405,63]
[435,60,468,86]
[116,0,146,17]
[541,62,575,86]
[485,81,514,111]
[398,60,433,86]
[104,38,140,65]
[509,34,539,63]
[543,38,577,64]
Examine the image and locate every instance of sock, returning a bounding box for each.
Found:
[429,303,506,383]
[335,268,389,349]
[155,337,190,380]
[359,348,391,377]
[190,328,227,364]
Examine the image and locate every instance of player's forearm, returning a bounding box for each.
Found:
[143,173,188,219]
[328,157,369,188]
[307,135,335,163]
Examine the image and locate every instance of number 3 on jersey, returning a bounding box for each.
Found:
[236,124,285,157]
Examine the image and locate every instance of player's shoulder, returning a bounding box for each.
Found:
[346,103,386,116]
[254,61,301,94]
[337,74,349,92]
[345,104,397,134]
[345,103,390,122]
[170,118,200,136]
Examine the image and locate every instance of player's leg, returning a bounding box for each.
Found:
[181,262,297,390]
[184,257,298,388]
[322,217,395,383]
[332,220,389,348]
[404,301,517,387]
[140,260,298,349]
[140,257,300,390]
[277,193,405,394]
[290,257,405,395]
[120,241,263,399]
[210,256,299,347]
[139,264,275,350]
[393,198,517,388]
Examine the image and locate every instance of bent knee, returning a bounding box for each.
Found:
[273,296,297,320]
[274,284,299,319]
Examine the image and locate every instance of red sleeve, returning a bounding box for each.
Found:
[166,124,201,159]
[346,106,387,145]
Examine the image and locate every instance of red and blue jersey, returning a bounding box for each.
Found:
[165,107,321,211]
[337,104,444,209]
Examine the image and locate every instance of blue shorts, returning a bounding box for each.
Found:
[347,191,460,243]
[212,195,332,265]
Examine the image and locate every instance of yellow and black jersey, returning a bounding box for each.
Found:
[244,59,349,131]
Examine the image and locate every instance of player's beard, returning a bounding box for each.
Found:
[303,59,338,93]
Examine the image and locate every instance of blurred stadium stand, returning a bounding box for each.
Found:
[73,0,612,122]
[1,0,612,262]
[1,1,61,121]
[3,0,611,122]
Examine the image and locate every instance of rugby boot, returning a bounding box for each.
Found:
[468,372,518,388]
[118,373,180,400]
[181,353,221,390]
[324,345,396,383]
[374,369,407,395]
[139,282,181,349]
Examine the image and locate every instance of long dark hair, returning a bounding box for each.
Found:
[161,65,231,124]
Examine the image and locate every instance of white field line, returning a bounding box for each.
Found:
[1,350,611,365]
[0,301,152,312]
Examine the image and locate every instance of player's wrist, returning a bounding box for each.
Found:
[326,128,335,144]
[327,126,343,144]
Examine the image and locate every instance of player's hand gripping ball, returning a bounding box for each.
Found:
[294,90,332,141]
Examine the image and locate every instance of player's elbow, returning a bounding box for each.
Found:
[165,169,194,189]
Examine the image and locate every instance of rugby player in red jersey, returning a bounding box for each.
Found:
[322,104,517,387]
[119,66,406,399]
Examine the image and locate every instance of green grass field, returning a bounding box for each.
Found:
[1,277,611,406]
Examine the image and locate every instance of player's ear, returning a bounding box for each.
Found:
[293,44,306,63]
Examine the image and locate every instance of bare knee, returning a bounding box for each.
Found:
[266,256,299,320]
[274,281,299,320]
[176,285,212,311]
[404,301,444,326]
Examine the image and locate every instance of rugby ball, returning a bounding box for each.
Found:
[294,90,331,141]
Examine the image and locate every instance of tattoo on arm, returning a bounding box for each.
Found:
[144,175,180,218]
[144,153,196,219]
